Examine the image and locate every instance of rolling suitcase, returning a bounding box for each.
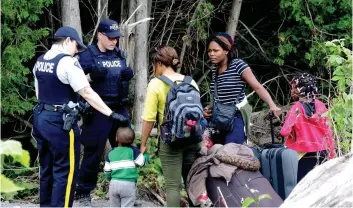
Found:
[260,113,298,200]
[206,169,283,207]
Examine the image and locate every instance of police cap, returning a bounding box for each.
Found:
[98,19,120,38]
[54,26,87,51]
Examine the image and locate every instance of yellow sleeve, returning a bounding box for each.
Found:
[141,79,159,122]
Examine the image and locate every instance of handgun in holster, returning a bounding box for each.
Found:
[62,102,80,131]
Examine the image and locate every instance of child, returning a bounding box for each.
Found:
[104,127,149,207]
[280,73,335,182]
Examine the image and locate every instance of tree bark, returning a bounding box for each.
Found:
[127,0,137,69]
[133,0,150,133]
[120,0,128,23]
[281,153,353,207]
[61,0,83,40]
[97,0,109,20]
[226,0,243,37]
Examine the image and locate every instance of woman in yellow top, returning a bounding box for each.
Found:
[140,45,200,207]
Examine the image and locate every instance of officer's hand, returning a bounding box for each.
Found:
[109,112,129,126]
[90,68,108,82]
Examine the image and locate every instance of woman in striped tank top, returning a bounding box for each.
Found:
[203,32,281,144]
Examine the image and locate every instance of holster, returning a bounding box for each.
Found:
[62,105,80,131]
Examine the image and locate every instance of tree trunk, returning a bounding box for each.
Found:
[226,0,243,37]
[127,0,137,69]
[133,0,150,133]
[97,0,109,20]
[120,0,128,23]
[281,153,353,207]
[61,0,83,40]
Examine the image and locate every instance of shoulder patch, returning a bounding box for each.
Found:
[74,61,82,69]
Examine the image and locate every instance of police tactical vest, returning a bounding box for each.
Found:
[87,45,127,99]
[35,53,77,105]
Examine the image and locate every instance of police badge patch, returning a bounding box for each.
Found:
[74,61,82,69]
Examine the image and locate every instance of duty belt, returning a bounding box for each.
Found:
[42,103,64,112]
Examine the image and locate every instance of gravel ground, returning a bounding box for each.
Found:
[1,199,160,207]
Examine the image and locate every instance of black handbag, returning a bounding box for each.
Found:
[211,71,244,131]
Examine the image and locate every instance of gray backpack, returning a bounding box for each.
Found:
[158,75,203,146]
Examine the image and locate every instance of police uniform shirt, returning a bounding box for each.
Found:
[33,44,90,94]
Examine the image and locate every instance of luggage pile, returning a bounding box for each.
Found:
[186,143,284,207]
[188,114,298,207]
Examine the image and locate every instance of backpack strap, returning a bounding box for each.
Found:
[183,76,192,84]
[158,75,176,88]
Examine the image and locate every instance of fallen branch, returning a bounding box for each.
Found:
[238,20,266,55]
[196,69,211,85]
[246,75,284,98]
[180,197,189,207]
[11,114,33,129]
[2,134,31,141]
[88,0,109,45]
[150,189,166,206]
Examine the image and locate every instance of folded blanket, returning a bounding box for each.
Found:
[187,143,260,206]
[215,143,260,171]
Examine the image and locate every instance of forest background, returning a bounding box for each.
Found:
[1,0,352,205]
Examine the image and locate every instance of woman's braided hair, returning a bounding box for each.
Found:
[291,73,318,99]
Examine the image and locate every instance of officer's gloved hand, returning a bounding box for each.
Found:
[109,112,129,126]
[90,68,108,82]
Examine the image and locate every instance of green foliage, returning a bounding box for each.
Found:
[274,0,352,154]
[323,40,352,154]
[92,132,166,203]
[186,2,214,41]
[0,140,31,198]
[241,191,272,207]
[274,0,351,67]
[134,134,166,197]
[1,0,53,122]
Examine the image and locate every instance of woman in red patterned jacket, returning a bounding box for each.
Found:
[280,73,335,182]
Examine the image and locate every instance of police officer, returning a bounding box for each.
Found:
[75,19,133,204]
[31,26,128,207]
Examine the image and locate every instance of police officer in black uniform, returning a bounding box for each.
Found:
[75,19,133,205]
[31,26,128,207]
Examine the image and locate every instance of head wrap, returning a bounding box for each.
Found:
[291,73,318,99]
[208,32,234,51]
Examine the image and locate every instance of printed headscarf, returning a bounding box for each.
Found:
[208,32,234,51]
[291,73,318,99]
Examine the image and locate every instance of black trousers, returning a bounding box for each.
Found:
[32,105,80,207]
[297,150,328,182]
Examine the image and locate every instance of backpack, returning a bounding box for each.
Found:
[158,75,204,146]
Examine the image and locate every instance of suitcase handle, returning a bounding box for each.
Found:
[269,112,284,144]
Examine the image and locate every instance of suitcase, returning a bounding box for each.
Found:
[259,113,298,200]
[206,169,283,207]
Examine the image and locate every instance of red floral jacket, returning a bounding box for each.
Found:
[280,100,335,159]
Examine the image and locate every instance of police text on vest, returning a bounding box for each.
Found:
[102,60,121,68]
[35,62,54,73]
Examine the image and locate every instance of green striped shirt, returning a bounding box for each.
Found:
[104,146,149,182]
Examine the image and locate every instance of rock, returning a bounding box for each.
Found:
[281,152,353,207]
